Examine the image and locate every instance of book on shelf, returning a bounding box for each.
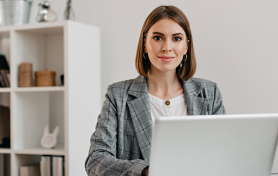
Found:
[40,155,64,176]
[0,54,10,88]
[40,156,51,176]
[0,73,4,88]
[52,156,64,176]
[20,164,40,176]
[0,154,3,176]
[0,55,9,70]
[0,70,10,88]
[0,106,10,148]
[0,154,10,176]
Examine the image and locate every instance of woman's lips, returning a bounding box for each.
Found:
[158,56,174,62]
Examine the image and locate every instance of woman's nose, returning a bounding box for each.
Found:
[161,40,172,52]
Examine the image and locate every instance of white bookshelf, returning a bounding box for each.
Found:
[0,21,101,176]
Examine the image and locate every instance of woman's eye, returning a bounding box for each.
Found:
[153,36,162,41]
[174,37,181,41]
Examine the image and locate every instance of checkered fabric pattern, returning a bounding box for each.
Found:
[85,75,226,176]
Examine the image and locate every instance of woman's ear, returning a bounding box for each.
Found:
[144,46,148,53]
[184,47,188,55]
[183,40,190,55]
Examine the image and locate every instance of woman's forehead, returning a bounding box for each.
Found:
[149,18,185,35]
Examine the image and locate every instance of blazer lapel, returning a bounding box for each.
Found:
[127,75,152,161]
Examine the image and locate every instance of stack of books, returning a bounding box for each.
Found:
[0,54,10,88]
[20,155,64,176]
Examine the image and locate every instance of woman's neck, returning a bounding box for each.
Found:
[147,68,184,100]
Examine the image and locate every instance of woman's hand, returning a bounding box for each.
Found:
[146,168,149,176]
[142,166,149,176]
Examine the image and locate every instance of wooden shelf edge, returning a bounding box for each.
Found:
[0,21,67,32]
[14,148,65,155]
[0,148,12,154]
[0,88,11,93]
[14,86,65,92]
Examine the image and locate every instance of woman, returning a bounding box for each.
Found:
[85,5,226,176]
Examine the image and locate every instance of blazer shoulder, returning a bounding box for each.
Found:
[106,78,134,96]
[189,77,222,100]
[190,77,217,88]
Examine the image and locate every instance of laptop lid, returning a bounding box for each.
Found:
[149,114,278,176]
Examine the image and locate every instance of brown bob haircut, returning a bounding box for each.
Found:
[135,5,197,81]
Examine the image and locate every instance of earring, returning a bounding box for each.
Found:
[143,53,148,59]
[180,54,187,68]
[183,54,187,61]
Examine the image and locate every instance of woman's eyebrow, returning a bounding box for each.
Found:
[152,32,184,36]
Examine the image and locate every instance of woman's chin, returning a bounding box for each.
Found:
[155,67,177,73]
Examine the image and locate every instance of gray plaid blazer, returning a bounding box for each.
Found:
[85,75,226,176]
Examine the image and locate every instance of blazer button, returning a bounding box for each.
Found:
[165,100,170,106]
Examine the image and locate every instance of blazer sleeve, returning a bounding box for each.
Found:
[212,83,226,115]
[85,85,149,176]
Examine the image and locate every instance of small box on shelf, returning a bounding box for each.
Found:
[20,164,40,176]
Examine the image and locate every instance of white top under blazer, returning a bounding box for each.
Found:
[148,93,188,126]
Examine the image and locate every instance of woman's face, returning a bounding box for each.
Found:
[144,18,189,73]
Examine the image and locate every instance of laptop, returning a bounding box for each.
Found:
[148,114,278,176]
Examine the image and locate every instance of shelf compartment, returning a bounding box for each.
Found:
[0,154,11,176]
[12,27,64,88]
[13,91,65,150]
[14,154,41,176]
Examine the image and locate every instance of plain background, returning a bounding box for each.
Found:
[29,0,278,114]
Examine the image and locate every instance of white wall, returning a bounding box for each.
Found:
[29,0,278,114]
[26,0,278,173]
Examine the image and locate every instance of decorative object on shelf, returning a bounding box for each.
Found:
[0,137,10,148]
[41,126,59,149]
[36,1,58,22]
[19,62,33,87]
[64,0,75,20]
[0,106,10,148]
[0,55,9,69]
[0,54,10,88]
[35,69,56,86]
[60,74,64,86]
[0,0,33,26]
